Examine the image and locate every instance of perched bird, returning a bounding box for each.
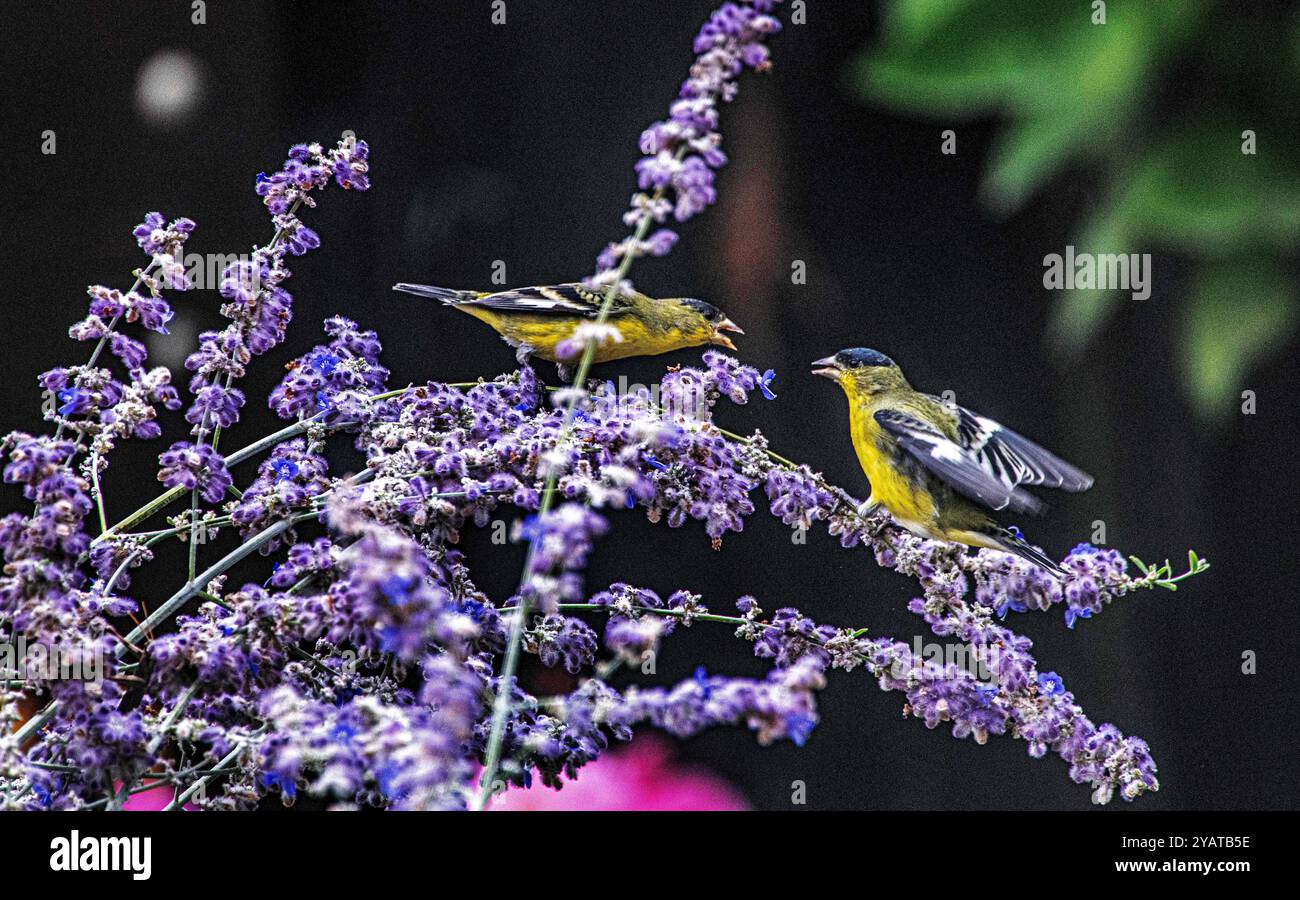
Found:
[392,282,744,380]
[812,348,1093,577]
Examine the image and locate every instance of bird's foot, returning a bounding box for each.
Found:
[514,343,537,367]
[856,499,881,518]
[555,362,575,383]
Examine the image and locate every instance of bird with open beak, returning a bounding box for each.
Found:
[812,348,1094,577]
[393,282,743,381]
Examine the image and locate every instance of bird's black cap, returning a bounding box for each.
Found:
[680,297,725,321]
[835,348,894,368]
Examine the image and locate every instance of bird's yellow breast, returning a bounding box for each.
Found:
[457,307,703,363]
[848,402,937,526]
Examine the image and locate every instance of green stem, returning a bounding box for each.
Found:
[92,419,311,544]
[187,490,200,583]
[556,603,754,629]
[147,679,202,756]
[89,451,109,534]
[472,161,680,810]
[714,426,800,469]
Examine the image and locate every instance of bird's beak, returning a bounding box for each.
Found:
[710,318,744,351]
[811,355,842,380]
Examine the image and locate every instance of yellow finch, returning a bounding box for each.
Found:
[812,348,1093,577]
[392,282,743,380]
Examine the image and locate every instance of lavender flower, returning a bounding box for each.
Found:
[44,216,193,456]
[133,211,196,258]
[157,441,232,503]
[185,382,246,431]
[231,439,329,541]
[269,317,389,422]
[524,614,598,674]
[513,503,608,615]
[184,136,373,444]
[591,0,783,289]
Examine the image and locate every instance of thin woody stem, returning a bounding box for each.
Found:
[471,150,688,811]
[52,256,159,441]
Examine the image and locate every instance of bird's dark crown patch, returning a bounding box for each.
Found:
[680,297,723,320]
[837,348,894,368]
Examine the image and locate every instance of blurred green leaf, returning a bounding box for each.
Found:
[1180,261,1297,418]
[1113,127,1300,253]
[1047,203,1131,352]
[885,0,982,49]
[1051,124,1300,353]
[854,0,1297,417]
[982,114,1092,213]
[855,0,1204,211]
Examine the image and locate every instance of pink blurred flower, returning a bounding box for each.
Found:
[490,735,747,811]
[118,782,197,811]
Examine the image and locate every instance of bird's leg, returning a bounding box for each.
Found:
[856,499,881,519]
[514,343,536,367]
[555,362,575,384]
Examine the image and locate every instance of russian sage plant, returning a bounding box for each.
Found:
[0,0,1205,811]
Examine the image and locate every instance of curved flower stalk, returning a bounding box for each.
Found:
[170,136,371,581]
[593,0,783,290]
[477,0,786,808]
[43,213,192,449]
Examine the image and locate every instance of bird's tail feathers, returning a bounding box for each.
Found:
[993,528,1066,579]
[392,283,476,305]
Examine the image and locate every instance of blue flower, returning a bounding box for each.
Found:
[759,369,777,400]
[644,453,669,471]
[785,713,816,747]
[974,683,998,708]
[56,387,93,416]
[380,573,418,605]
[269,458,300,482]
[314,351,341,376]
[1036,671,1066,696]
[262,772,297,798]
[376,763,401,797]
[518,514,543,543]
[263,561,283,586]
[1065,606,1093,629]
[995,598,1026,620]
[694,665,712,698]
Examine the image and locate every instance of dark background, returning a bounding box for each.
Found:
[4,1,1295,810]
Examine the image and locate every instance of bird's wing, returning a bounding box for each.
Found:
[931,398,1094,494]
[874,409,1048,515]
[460,284,634,318]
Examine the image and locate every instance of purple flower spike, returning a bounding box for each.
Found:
[590,0,782,290]
[157,441,232,503]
